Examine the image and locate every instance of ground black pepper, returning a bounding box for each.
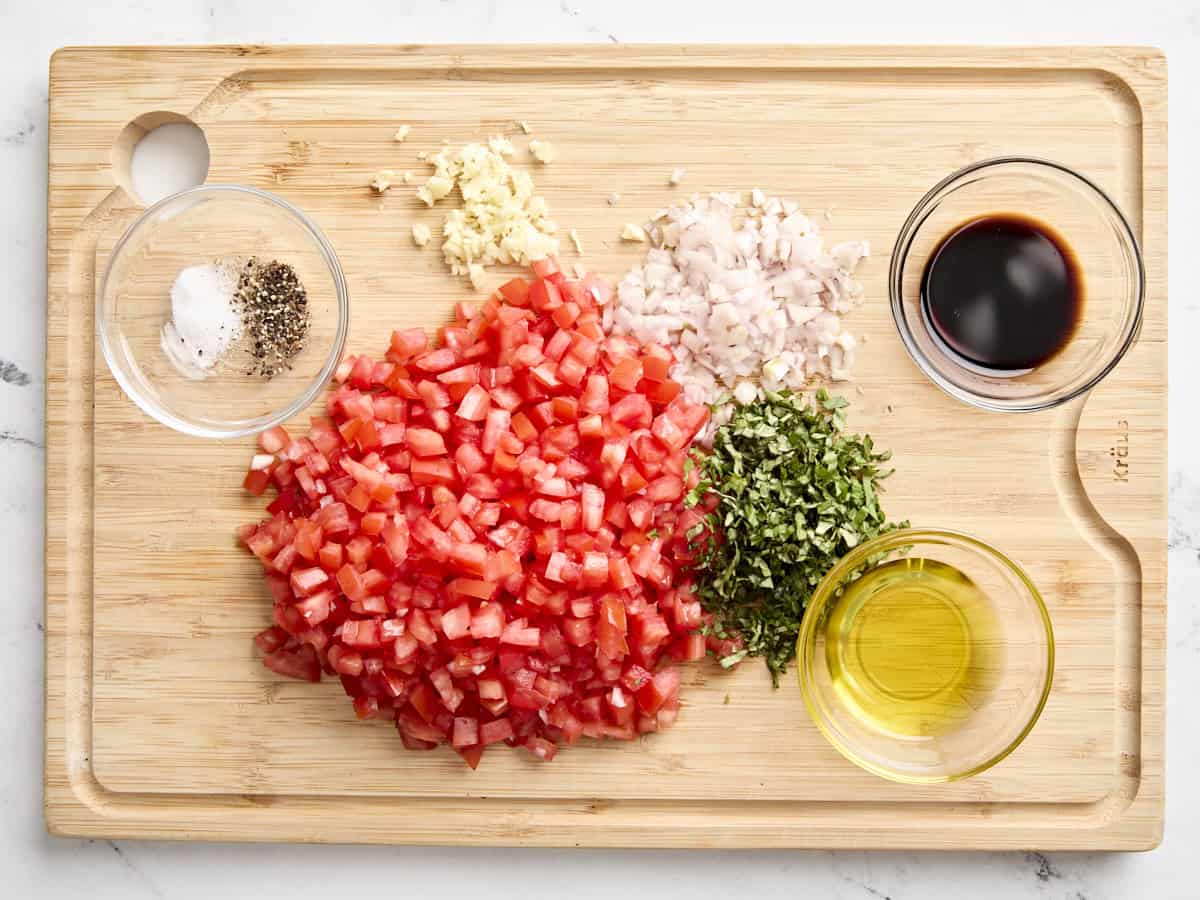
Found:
[235,258,310,378]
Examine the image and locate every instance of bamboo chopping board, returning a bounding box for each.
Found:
[45,45,1166,849]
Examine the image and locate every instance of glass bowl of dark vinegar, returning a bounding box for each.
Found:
[889,158,1144,412]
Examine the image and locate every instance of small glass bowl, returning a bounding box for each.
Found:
[889,158,1143,412]
[98,185,349,438]
[797,528,1054,784]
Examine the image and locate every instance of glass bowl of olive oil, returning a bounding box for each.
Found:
[797,528,1053,784]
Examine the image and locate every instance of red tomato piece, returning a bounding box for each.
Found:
[479,717,514,746]
[448,541,488,576]
[597,595,630,661]
[263,645,320,682]
[258,425,291,454]
[243,467,272,496]
[441,604,472,640]
[390,327,429,360]
[641,354,672,383]
[411,458,457,485]
[580,483,605,532]
[580,374,610,414]
[636,668,681,715]
[498,278,531,306]
[581,552,610,588]
[437,363,482,384]
[414,347,459,373]
[528,279,562,312]
[481,408,510,455]
[456,384,492,421]
[608,357,644,392]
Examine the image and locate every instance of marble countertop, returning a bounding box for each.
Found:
[6,1,1198,897]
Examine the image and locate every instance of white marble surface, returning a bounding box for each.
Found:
[4,1,1198,896]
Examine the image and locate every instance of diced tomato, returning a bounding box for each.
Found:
[581,552,609,588]
[414,347,459,374]
[452,716,479,749]
[242,260,713,768]
[644,379,682,405]
[390,328,429,360]
[641,353,672,383]
[448,541,488,576]
[295,590,333,626]
[557,354,588,387]
[412,457,457,485]
[441,604,472,640]
[670,632,708,662]
[528,278,562,312]
[498,278,531,306]
[501,619,540,647]
[578,413,604,439]
[259,425,291,454]
[438,363,481,385]
[469,603,505,638]
[609,556,637,590]
[608,357,644,392]
[510,411,538,442]
[597,594,629,661]
[456,384,491,421]
[481,408,510,455]
[636,668,681,714]
[580,374,610,413]
[611,393,652,428]
[243,467,272,496]
[290,566,328,597]
[479,717,514,746]
[619,463,649,497]
[263,645,320,682]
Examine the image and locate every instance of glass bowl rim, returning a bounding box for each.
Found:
[97,183,350,439]
[796,526,1056,784]
[888,156,1145,413]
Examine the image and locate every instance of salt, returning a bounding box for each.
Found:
[160,261,241,379]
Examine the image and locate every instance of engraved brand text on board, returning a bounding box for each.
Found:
[1110,420,1129,482]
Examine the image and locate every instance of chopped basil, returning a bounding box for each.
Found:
[687,389,904,684]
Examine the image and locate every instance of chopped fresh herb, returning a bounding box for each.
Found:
[686,389,904,684]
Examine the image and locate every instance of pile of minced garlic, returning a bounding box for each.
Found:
[603,191,868,426]
[417,137,559,288]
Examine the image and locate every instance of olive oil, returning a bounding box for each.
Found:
[823,558,1002,738]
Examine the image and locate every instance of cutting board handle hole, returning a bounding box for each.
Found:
[111,112,210,206]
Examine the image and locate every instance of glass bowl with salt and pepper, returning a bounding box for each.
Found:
[98,185,349,438]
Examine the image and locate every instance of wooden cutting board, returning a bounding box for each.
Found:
[45,45,1166,848]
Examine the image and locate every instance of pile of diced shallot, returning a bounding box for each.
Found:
[604,191,868,432]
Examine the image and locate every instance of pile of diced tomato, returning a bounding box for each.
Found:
[238,258,730,767]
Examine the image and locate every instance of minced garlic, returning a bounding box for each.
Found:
[488,135,515,157]
[412,223,432,247]
[415,141,559,281]
[393,125,410,142]
[370,170,395,193]
[528,140,556,164]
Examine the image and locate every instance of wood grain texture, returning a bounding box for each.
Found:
[45,45,1166,848]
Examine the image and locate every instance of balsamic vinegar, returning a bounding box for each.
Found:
[920,214,1082,373]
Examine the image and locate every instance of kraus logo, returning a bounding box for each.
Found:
[1110,420,1130,482]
